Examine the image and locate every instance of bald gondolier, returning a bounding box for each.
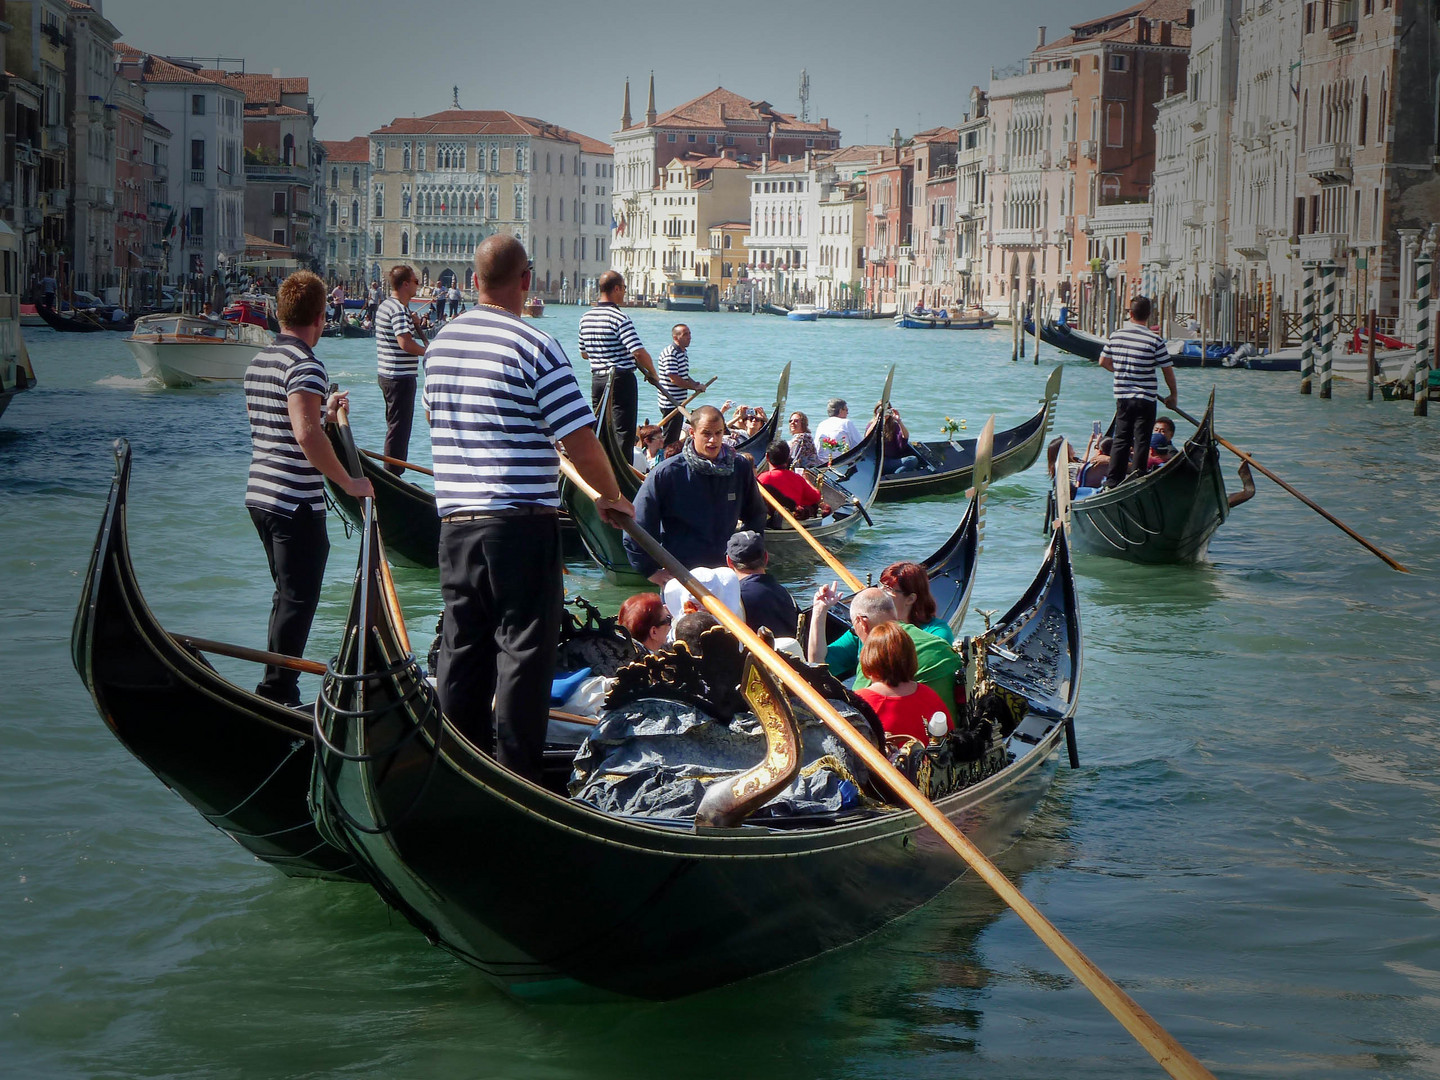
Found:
[424,236,632,782]
[655,323,706,445]
[374,265,427,473]
[243,270,373,706]
[579,270,661,454]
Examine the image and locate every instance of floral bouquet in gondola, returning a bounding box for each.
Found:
[818,434,843,459]
[940,417,966,442]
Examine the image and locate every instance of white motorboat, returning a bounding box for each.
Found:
[125,314,273,388]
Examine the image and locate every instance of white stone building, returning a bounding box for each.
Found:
[65,0,119,294]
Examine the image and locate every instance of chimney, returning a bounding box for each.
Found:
[890,127,902,150]
[1164,74,1174,97]
[761,153,769,172]
[272,67,281,79]
[820,117,828,129]
[1160,21,1172,45]
[805,149,813,169]
[621,77,632,129]
[1037,26,1047,49]
[718,101,725,123]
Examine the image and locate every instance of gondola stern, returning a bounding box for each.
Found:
[70,439,133,691]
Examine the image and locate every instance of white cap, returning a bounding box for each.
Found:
[927,713,950,739]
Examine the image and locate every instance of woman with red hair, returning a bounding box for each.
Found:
[879,561,953,644]
[854,622,952,742]
[617,592,672,652]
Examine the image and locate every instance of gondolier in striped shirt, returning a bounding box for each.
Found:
[578,270,661,455]
[243,270,373,706]
[655,323,706,445]
[424,236,633,781]
[1099,295,1178,488]
[374,265,427,473]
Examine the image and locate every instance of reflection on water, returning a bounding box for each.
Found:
[7,317,1440,1077]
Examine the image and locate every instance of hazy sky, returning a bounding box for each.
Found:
[106,0,1086,146]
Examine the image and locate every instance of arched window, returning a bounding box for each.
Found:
[352,167,359,189]
[352,199,360,226]
[512,189,521,219]
[418,144,426,171]
[373,232,382,255]
[515,146,525,172]
[1358,79,1369,146]
[401,231,409,255]
[330,200,338,227]
[403,145,411,171]
[374,187,384,217]
[490,144,500,171]
[376,145,384,170]
[283,133,295,166]
[330,166,338,189]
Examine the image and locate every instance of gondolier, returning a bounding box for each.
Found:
[375,265,427,473]
[1098,295,1177,488]
[424,235,632,782]
[655,323,705,445]
[579,270,661,455]
[243,270,373,706]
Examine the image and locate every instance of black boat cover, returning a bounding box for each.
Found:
[569,696,881,821]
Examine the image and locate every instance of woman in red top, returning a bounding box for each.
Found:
[617,592,673,652]
[756,440,827,518]
[853,622,952,743]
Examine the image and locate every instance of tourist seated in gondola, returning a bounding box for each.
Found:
[865,406,922,475]
[728,404,768,441]
[807,585,961,719]
[625,405,768,586]
[726,530,800,640]
[1077,437,1112,490]
[633,424,665,474]
[878,561,954,644]
[853,622,953,744]
[787,410,822,469]
[756,440,827,522]
[617,592,672,652]
[1147,417,1177,468]
[673,610,722,655]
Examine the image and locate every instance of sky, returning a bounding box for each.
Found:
[105,0,1089,146]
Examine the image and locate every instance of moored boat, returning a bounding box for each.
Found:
[36,302,108,333]
[873,366,1061,502]
[786,304,819,322]
[894,308,995,330]
[70,441,363,880]
[1053,394,1231,564]
[1025,317,1106,361]
[0,223,37,421]
[309,500,1081,999]
[125,313,273,387]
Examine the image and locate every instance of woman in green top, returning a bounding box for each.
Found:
[815,561,954,679]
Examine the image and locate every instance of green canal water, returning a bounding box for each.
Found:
[4,308,1440,1078]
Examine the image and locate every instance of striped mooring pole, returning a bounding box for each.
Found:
[1318,261,1337,399]
[1299,261,1316,395]
[1413,255,1431,417]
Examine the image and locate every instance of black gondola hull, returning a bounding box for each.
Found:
[71,443,361,880]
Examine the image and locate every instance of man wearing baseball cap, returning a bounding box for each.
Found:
[726,530,800,640]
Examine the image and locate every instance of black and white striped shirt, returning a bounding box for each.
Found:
[655,343,690,412]
[1101,323,1172,401]
[244,334,329,515]
[578,301,643,377]
[375,296,417,379]
[422,308,596,515]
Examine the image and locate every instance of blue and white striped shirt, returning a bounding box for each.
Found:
[375,296,417,379]
[578,301,643,377]
[422,308,595,515]
[1101,323,1172,401]
[655,343,690,412]
[244,335,329,515]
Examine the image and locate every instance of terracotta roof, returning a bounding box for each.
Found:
[243,232,289,253]
[371,109,608,152]
[648,87,837,134]
[670,154,754,170]
[755,157,811,174]
[1037,0,1192,52]
[322,137,370,163]
[538,123,612,156]
[823,144,891,163]
[910,126,959,144]
[244,104,308,117]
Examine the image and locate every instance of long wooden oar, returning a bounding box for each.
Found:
[1171,404,1409,573]
[755,481,863,591]
[658,376,718,429]
[559,456,1216,1080]
[360,447,433,476]
[172,634,326,676]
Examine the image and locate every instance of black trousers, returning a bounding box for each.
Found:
[378,375,416,473]
[659,402,684,447]
[249,505,329,706]
[1107,397,1158,488]
[591,368,638,456]
[436,514,563,782]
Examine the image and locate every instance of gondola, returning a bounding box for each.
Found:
[36,303,109,333]
[71,441,362,880]
[310,500,1081,1000]
[1050,393,1230,564]
[1024,317,1105,362]
[764,367,890,560]
[732,361,791,460]
[323,423,586,570]
[873,366,1061,502]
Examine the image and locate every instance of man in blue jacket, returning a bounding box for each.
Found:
[625,404,767,584]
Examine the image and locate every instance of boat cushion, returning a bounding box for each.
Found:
[551,667,593,706]
[1074,485,1100,500]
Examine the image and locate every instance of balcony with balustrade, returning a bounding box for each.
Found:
[1306,143,1352,183]
[1298,233,1348,262]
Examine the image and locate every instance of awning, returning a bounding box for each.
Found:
[237,258,300,269]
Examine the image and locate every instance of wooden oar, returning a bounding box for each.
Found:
[172,633,326,676]
[1171,404,1409,573]
[559,455,1216,1080]
[360,447,434,476]
[658,376,718,429]
[755,481,863,592]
